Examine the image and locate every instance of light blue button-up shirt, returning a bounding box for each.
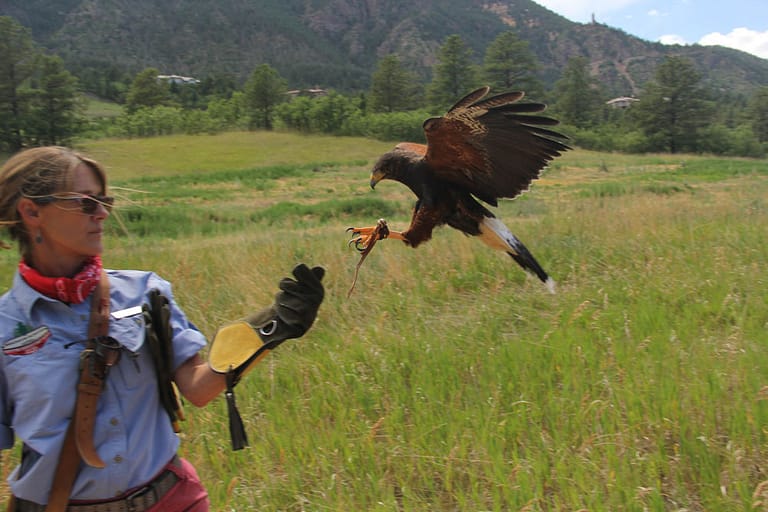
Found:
[0,269,207,504]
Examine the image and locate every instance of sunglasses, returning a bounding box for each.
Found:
[33,193,115,215]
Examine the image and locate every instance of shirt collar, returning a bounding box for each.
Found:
[9,270,64,317]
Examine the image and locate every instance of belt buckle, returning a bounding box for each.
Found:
[125,482,158,512]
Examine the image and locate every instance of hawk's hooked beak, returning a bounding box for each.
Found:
[370,170,384,189]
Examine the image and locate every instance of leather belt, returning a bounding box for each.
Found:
[14,458,180,512]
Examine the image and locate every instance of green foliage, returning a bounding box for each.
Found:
[0,16,36,151]
[264,102,427,141]
[482,31,543,99]
[427,35,479,110]
[275,96,314,133]
[206,93,245,129]
[25,54,83,146]
[96,93,249,139]
[114,106,186,137]
[347,110,430,142]
[276,92,361,136]
[0,16,84,151]
[5,15,766,158]
[68,60,132,103]
[750,86,768,142]
[243,64,287,130]
[167,80,203,110]
[551,57,604,128]
[3,0,768,100]
[368,55,423,113]
[698,123,767,157]
[124,67,173,114]
[633,56,714,153]
[304,92,359,134]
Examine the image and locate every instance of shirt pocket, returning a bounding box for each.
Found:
[109,312,153,391]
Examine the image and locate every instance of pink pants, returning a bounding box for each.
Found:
[146,457,210,512]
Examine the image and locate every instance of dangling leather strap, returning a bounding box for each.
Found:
[45,270,113,512]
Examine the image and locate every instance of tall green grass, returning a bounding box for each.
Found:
[1,133,766,511]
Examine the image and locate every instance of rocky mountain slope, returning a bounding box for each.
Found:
[3,0,767,97]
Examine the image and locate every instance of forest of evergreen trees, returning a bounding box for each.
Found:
[2,16,767,157]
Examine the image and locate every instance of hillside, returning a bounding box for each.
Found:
[2,0,768,97]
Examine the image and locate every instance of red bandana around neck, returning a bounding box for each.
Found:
[19,256,103,304]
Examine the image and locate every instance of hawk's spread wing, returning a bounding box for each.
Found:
[422,86,569,206]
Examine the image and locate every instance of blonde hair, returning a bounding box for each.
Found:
[0,146,108,257]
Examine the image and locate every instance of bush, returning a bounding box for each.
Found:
[698,124,766,158]
[352,111,430,142]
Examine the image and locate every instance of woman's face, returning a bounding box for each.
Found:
[31,163,110,276]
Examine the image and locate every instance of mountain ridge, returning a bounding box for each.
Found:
[2,0,767,97]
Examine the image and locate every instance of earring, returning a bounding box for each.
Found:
[35,231,42,244]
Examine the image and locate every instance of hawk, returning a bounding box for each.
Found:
[348,86,570,293]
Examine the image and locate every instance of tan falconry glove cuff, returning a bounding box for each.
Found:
[208,306,277,381]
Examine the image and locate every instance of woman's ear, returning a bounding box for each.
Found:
[17,197,42,227]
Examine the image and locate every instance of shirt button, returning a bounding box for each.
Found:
[114,455,123,463]
[110,417,119,426]
[115,490,123,496]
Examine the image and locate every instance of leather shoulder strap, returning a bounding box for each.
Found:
[89,269,111,339]
[45,270,111,512]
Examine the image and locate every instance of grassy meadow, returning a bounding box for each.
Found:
[1,132,767,511]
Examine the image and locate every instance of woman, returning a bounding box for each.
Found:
[0,146,324,511]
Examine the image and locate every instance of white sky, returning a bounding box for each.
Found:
[533,0,768,59]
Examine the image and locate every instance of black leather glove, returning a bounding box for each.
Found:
[244,263,325,350]
[209,263,326,378]
[207,263,325,451]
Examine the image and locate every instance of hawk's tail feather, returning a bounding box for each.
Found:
[508,249,556,294]
[479,217,556,293]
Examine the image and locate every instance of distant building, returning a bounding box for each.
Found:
[157,74,200,85]
[606,96,639,109]
[286,87,328,98]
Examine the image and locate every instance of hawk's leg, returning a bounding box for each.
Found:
[347,219,405,252]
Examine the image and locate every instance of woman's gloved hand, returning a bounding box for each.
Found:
[208,263,326,380]
[207,263,325,450]
[246,263,325,349]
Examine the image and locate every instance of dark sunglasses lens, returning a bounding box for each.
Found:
[81,196,114,214]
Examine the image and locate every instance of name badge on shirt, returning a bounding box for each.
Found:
[3,326,51,356]
[111,306,144,319]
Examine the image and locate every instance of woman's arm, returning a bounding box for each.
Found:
[173,353,227,407]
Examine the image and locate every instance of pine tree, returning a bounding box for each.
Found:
[243,64,287,130]
[125,68,172,114]
[427,35,478,110]
[369,55,421,113]
[27,54,82,146]
[633,56,712,153]
[750,86,768,143]
[551,57,604,128]
[482,31,543,99]
[0,16,37,151]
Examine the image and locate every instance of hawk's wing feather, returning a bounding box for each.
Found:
[464,90,525,110]
[508,114,561,126]
[482,99,542,114]
[447,86,493,111]
[422,87,569,206]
